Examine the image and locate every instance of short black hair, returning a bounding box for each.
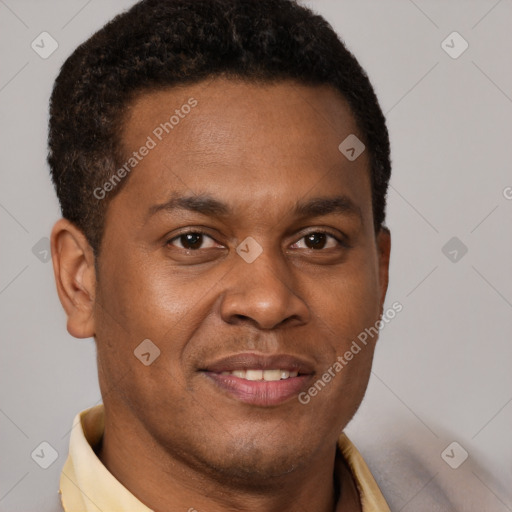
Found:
[48,0,391,255]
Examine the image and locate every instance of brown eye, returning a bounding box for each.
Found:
[292,232,340,250]
[168,232,217,250]
[305,233,327,249]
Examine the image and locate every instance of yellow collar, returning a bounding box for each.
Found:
[60,405,390,511]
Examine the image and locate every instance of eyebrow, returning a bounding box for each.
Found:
[146,194,231,221]
[293,195,363,223]
[146,193,362,223]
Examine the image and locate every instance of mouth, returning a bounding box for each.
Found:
[218,369,299,380]
[200,353,314,406]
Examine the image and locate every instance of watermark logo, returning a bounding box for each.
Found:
[31,441,58,469]
[32,237,51,263]
[442,236,468,263]
[236,236,263,263]
[441,441,468,469]
[31,32,58,59]
[441,31,469,60]
[338,134,365,161]
[134,339,161,366]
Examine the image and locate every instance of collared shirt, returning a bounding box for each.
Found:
[59,405,390,511]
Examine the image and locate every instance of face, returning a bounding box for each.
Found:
[91,77,390,483]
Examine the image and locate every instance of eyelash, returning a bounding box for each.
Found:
[293,230,349,249]
[166,230,220,250]
[165,229,349,250]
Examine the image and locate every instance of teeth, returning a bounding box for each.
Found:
[245,369,263,381]
[220,369,298,381]
[263,369,282,381]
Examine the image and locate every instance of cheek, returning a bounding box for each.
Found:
[93,262,195,414]
[93,253,221,396]
[97,254,207,342]
[309,253,381,343]
[301,251,381,422]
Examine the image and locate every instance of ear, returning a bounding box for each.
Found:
[376,227,391,311]
[50,218,97,339]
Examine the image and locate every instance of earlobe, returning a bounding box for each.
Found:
[377,227,391,310]
[50,219,97,339]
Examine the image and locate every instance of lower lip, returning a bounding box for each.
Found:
[204,372,310,406]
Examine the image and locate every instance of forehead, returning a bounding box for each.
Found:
[110,77,372,224]
[122,77,362,158]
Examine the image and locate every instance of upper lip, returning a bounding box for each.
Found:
[201,353,315,375]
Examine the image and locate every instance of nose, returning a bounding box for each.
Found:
[219,248,310,330]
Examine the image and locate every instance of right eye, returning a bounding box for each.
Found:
[166,231,220,251]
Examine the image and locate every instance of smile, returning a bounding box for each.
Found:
[201,353,314,406]
[220,369,298,381]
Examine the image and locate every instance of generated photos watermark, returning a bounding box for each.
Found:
[298,301,403,405]
[93,97,198,200]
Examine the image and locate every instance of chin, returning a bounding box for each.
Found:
[182,433,310,489]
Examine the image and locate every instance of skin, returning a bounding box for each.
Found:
[51,77,391,512]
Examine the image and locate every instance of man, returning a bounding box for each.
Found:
[48,0,392,510]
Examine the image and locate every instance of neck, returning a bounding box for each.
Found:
[96,410,361,512]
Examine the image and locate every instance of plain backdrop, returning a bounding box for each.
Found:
[1,1,511,510]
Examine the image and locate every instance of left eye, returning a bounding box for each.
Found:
[168,232,219,250]
[292,232,340,250]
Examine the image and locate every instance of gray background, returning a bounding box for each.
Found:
[1,0,511,510]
